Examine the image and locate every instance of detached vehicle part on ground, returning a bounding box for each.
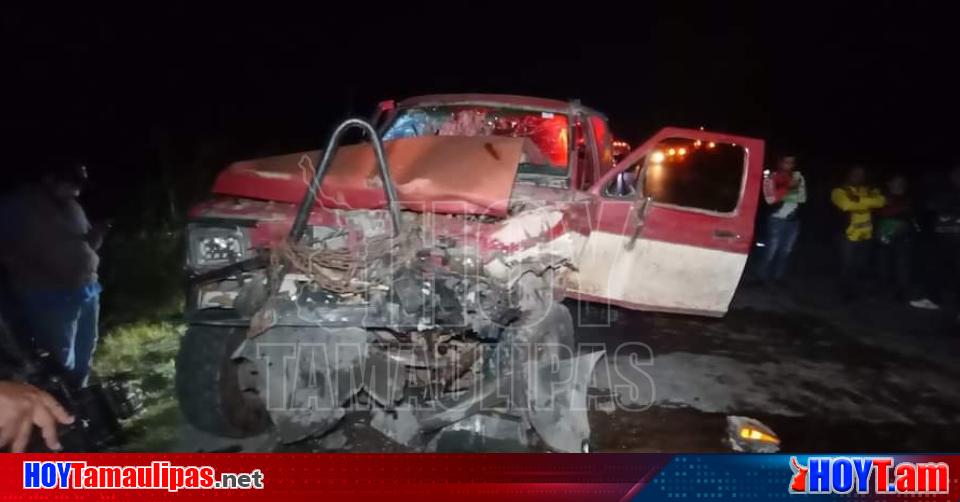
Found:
[176,95,764,451]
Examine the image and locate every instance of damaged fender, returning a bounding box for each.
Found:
[524,348,605,453]
[513,303,605,453]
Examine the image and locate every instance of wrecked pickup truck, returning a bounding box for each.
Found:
[176,94,764,451]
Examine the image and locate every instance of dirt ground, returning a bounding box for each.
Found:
[585,277,960,452]
[160,272,960,453]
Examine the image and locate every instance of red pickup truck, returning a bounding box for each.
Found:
[177,94,764,451]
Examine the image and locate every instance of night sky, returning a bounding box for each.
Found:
[5,3,958,218]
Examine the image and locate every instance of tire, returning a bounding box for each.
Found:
[175,324,271,438]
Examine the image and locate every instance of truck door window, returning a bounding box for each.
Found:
[603,157,644,198]
[643,139,745,213]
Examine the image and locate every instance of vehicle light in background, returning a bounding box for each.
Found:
[650,151,666,163]
[649,162,665,181]
[667,148,677,156]
[612,140,632,163]
[694,139,702,148]
[678,147,687,156]
[707,141,716,149]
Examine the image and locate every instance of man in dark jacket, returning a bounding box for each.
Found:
[875,174,938,309]
[0,165,108,387]
[928,166,960,319]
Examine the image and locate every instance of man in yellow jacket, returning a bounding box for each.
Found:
[831,166,886,299]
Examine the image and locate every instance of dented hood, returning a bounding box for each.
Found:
[211,136,530,217]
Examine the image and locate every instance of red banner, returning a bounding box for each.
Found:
[1,453,668,501]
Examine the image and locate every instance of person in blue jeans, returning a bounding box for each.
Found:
[757,155,807,285]
[0,165,108,388]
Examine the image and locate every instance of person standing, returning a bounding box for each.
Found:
[0,165,108,387]
[875,174,939,309]
[927,165,960,318]
[831,165,886,300]
[757,155,806,285]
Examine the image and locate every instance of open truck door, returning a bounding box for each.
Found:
[569,127,764,317]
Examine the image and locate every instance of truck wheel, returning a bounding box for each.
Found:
[175,325,271,438]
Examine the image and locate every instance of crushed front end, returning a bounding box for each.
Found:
[182,119,603,452]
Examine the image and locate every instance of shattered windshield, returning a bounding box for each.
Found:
[382,105,570,176]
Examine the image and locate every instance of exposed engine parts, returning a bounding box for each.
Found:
[233,204,598,452]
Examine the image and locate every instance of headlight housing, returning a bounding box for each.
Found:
[186,223,252,270]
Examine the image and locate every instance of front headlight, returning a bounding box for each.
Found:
[186,224,252,269]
